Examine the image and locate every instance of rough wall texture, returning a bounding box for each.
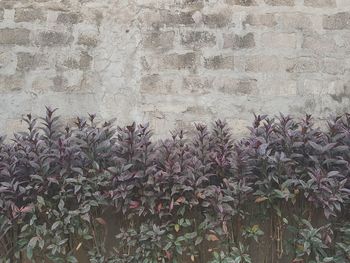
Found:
[1,0,350,138]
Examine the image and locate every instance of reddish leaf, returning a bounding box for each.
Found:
[175,196,186,204]
[207,234,219,241]
[95,217,107,225]
[255,196,268,203]
[129,201,140,209]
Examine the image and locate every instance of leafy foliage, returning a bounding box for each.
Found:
[0,109,349,262]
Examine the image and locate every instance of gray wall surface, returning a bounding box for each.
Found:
[1,0,350,138]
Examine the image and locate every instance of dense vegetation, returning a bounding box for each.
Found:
[0,108,349,263]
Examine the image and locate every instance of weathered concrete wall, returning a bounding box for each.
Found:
[0,0,350,137]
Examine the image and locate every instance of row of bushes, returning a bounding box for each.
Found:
[0,108,349,262]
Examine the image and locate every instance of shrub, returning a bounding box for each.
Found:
[0,108,349,262]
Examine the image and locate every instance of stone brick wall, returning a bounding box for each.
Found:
[1,0,350,138]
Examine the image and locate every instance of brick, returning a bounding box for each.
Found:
[299,79,324,95]
[277,13,314,31]
[57,12,82,25]
[264,0,295,6]
[181,31,216,49]
[302,32,336,53]
[243,14,276,28]
[180,0,204,9]
[0,28,31,45]
[341,33,350,49]
[32,76,54,93]
[327,81,350,102]
[226,0,257,6]
[65,71,84,91]
[63,52,92,70]
[332,84,349,103]
[141,74,161,93]
[163,53,196,71]
[214,77,258,95]
[226,119,250,137]
[140,74,179,94]
[77,35,98,47]
[323,12,350,30]
[322,58,345,75]
[236,55,284,72]
[5,119,28,136]
[142,53,197,72]
[204,55,234,70]
[142,31,175,50]
[143,102,186,115]
[16,52,47,71]
[0,2,17,9]
[223,32,255,49]
[0,51,15,73]
[183,106,214,117]
[139,10,195,28]
[0,8,5,21]
[63,58,80,69]
[286,57,320,73]
[337,0,350,7]
[135,0,203,9]
[15,8,46,22]
[232,79,257,95]
[202,13,232,28]
[52,75,68,91]
[261,32,297,48]
[304,0,336,7]
[35,31,73,46]
[167,11,194,26]
[50,71,85,92]
[341,81,350,97]
[259,79,297,96]
[172,120,195,136]
[79,52,92,70]
[162,10,195,26]
[0,74,24,92]
[183,76,214,94]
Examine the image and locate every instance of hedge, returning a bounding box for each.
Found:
[0,107,349,263]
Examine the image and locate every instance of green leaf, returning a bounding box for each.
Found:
[164,242,172,251]
[195,236,203,246]
[323,258,334,262]
[30,174,44,182]
[67,255,78,263]
[175,245,183,255]
[51,221,61,231]
[72,167,84,175]
[26,246,33,260]
[273,189,285,199]
[74,185,81,194]
[92,161,100,170]
[58,238,68,246]
[38,238,45,249]
[81,213,90,223]
[273,205,282,217]
[122,164,133,171]
[184,232,197,239]
[176,236,185,242]
[213,252,219,259]
[37,196,45,206]
[27,236,39,259]
[58,199,64,211]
